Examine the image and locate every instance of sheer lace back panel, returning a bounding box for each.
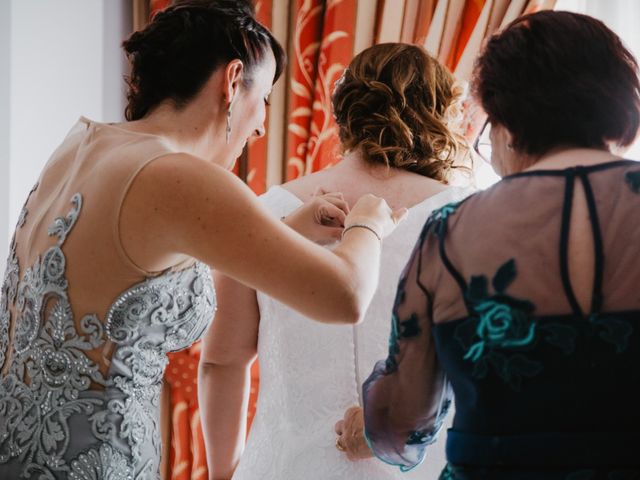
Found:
[362,161,640,472]
[0,118,216,479]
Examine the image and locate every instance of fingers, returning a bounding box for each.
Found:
[318,204,347,227]
[391,207,409,225]
[321,195,350,215]
[313,187,345,202]
[344,406,361,420]
[334,406,372,461]
[337,428,369,461]
[313,186,327,197]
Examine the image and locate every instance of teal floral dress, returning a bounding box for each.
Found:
[362,161,640,480]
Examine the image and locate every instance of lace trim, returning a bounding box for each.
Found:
[0,190,216,479]
[0,182,38,371]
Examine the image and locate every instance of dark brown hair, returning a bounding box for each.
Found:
[122,0,286,121]
[332,43,467,182]
[472,10,640,156]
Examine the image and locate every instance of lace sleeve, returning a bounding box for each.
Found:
[362,218,451,471]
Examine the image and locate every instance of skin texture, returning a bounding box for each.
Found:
[334,406,372,461]
[118,52,407,324]
[487,121,624,315]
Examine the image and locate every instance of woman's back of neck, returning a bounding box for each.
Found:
[281,152,450,210]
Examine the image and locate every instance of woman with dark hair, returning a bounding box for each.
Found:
[0,2,405,478]
[201,42,472,480]
[357,10,640,480]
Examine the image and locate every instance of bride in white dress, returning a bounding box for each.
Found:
[200,43,473,480]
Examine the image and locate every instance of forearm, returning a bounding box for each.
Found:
[123,156,396,325]
[330,227,382,323]
[199,361,252,480]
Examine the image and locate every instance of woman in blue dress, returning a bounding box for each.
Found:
[348,10,640,480]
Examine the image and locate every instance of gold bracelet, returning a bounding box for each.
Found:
[342,223,382,242]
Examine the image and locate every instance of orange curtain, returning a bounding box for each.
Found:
[134,1,557,479]
[286,0,358,179]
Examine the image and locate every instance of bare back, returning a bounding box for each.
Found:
[282,156,451,211]
[0,118,215,479]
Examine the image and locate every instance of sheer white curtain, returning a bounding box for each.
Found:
[555,0,640,159]
[472,0,640,190]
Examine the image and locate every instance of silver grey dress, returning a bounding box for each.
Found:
[0,187,216,479]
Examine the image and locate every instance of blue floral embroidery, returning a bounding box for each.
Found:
[385,318,400,371]
[432,202,460,222]
[438,464,456,480]
[385,312,422,373]
[456,259,631,390]
[624,170,640,193]
[456,259,577,390]
[589,313,633,353]
[421,200,465,240]
[406,396,451,446]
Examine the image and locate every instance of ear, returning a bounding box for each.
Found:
[223,59,244,108]
[505,129,515,150]
[493,123,515,150]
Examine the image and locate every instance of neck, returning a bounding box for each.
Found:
[524,146,620,172]
[335,150,397,178]
[124,100,224,160]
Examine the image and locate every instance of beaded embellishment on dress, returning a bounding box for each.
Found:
[0,191,216,479]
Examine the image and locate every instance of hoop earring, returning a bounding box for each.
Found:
[226,105,233,144]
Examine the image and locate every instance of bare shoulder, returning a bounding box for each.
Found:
[280,169,334,201]
[137,152,240,190]
[120,152,255,271]
[127,152,255,217]
[398,173,451,204]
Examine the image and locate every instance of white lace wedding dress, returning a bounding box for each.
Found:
[232,185,472,480]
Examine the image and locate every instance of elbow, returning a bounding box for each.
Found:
[337,263,376,325]
[329,296,367,325]
[199,348,257,373]
[338,282,369,325]
[346,300,367,325]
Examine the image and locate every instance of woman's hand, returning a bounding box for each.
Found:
[345,194,408,240]
[283,189,350,245]
[334,406,374,461]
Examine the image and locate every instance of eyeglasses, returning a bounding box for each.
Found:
[473,119,492,164]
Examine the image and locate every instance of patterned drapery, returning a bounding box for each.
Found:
[134,1,557,478]
[286,0,357,178]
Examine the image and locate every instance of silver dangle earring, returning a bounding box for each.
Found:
[226,104,233,144]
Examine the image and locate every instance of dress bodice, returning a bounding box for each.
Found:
[232,185,472,480]
[362,161,640,479]
[0,119,216,479]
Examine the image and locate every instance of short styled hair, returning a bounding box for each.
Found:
[472,10,640,156]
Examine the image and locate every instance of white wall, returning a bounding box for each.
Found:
[102,0,133,122]
[0,0,132,255]
[556,0,640,159]
[0,1,11,260]
[473,0,640,189]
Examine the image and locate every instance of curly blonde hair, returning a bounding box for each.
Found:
[332,43,467,182]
